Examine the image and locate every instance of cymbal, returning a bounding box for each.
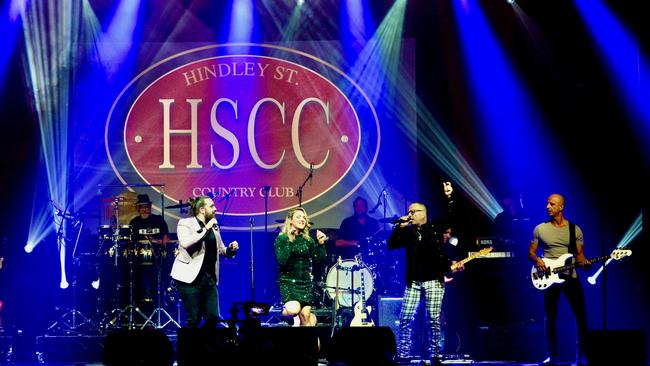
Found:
[165,203,189,209]
[377,215,400,223]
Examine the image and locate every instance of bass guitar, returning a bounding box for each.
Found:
[531,249,631,290]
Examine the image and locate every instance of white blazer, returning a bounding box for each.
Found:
[170,217,230,284]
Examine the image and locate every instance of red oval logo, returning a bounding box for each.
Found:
[107,44,380,228]
[124,55,359,215]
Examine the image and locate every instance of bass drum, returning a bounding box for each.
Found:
[325,260,374,307]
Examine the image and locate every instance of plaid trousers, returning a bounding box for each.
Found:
[397,279,445,358]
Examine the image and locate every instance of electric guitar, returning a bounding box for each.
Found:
[350,256,374,327]
[531,249,632,290]
[445,247,493,283]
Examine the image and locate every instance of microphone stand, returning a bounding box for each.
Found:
[296,164,313,207]
[382,191,388,230]
[47,207,96,334]
[369,183,389,215]
[218,190,233,226]
[243,218,270,322]
[249,217,255,304]
[263,186,270,233]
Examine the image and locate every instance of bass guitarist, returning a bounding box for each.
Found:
[528,193,590,366]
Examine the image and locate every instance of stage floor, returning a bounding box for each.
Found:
[1,325,645,366]
[0,331,605,366]
[0,361,590,366]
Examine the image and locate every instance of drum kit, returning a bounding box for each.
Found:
[324,256,374,308]
[47,195,181,335]
[313,228,402,323]
[96,223,180,331]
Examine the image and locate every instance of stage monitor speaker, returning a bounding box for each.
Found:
[240,326,320,366]
[176,327,239,366]
[378,296,427,356]
[178,326,321,366]
[587,330,646,366]
[103,329,174,366]
[327,326,397,366]
[36,335,103,363]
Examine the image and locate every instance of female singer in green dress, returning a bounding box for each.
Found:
[274,207,328,326]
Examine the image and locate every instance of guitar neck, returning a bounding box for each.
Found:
[552,254,610,273]
[451,251,484,270]
[359,268,366,308]
[459,253,481,265]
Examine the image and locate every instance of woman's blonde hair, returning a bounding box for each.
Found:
[280,207,312,241]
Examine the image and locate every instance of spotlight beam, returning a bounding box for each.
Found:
[588,212,642,285]
[20,0,79,289]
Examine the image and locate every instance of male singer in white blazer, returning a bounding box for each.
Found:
[171,195,239,327]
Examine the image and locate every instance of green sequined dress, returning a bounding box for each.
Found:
[274,233,327,306]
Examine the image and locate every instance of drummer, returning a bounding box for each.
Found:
[129,194,170,247]
[334,196,380,260]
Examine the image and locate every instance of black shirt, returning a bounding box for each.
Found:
[194,218,218,282]
[388,222,450,283]
[129,214,169,242]
[337,214,380,259]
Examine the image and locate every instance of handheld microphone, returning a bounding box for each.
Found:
[391,217,410,224]
[309,163,313,185]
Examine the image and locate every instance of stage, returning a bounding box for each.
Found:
[0,326,586,366]
[0,1,649,365]
[2,321,647,365]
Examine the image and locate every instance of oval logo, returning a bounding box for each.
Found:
[107,44,379,228]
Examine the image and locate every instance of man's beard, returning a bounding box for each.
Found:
[205,211,215,220]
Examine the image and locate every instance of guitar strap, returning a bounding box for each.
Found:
[568,222,576,255]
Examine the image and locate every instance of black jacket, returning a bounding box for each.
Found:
[388,221,450,284]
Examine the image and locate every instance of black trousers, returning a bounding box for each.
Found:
[177,271,219,328]
[543,277,589,362]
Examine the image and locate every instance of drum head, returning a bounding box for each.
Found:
[325,260,374,307]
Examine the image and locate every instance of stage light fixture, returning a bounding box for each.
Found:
[24,241,35,253]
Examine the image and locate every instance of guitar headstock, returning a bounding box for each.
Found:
[478,247,493,256]
[610,249,632,260]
